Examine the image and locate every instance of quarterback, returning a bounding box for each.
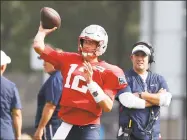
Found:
[32,23,129,140]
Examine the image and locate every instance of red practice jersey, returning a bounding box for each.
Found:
[40,46,127,125]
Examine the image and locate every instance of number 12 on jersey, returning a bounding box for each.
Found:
[64,64,88,94]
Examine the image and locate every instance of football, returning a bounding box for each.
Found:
[40,7,61,29]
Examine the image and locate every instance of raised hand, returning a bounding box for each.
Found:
[83,61,93,83]
[38,22,57,36]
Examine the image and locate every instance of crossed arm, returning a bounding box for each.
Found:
[118,88,172,109]
[141,89,172,106]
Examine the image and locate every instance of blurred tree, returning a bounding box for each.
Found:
[103,1,140,70]
[1,1,140,73]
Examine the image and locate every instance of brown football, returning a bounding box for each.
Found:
[40,7,61,29]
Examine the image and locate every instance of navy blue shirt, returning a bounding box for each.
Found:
[116,69,169,140]
[0,76,22,140]
[35,71,63,128]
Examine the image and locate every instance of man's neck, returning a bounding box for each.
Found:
[133,69,148,82]
[84,57,98,63]
[134,69,147,75]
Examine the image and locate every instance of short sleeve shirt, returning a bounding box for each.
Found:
[35,71,63,128]
[0,76,22,139]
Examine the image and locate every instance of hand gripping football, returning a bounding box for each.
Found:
[40,7,61,29]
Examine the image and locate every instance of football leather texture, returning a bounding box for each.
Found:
[40,7,61,29]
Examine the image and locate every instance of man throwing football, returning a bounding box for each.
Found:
[32,23,129,140]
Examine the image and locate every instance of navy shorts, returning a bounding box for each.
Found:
[66,124,101,140]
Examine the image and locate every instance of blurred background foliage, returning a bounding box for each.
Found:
[1,1,140,73]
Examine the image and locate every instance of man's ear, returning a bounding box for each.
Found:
[1,64,7,74]
[130,55,133,61]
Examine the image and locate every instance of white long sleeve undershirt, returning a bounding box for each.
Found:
[119,92,146,109]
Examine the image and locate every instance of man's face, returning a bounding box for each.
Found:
[131,51,149,71]
[43,61,55,73]
[81,39,98,59]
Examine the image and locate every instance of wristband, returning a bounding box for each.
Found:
[87,81,107,103]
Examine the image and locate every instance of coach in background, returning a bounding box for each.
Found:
[116,42,172,140]
[0,50,22,140]
[34,46,63,140]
